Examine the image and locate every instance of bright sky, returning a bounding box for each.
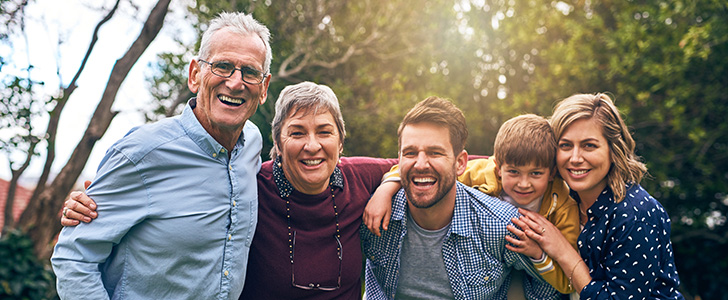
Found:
[1,0,194,185]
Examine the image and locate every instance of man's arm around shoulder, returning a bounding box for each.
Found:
[51,149,148,299]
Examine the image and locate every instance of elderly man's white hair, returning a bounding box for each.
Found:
[197,11,273,74]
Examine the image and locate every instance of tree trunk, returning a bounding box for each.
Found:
[2,140,38,233]
[18,0,172,259]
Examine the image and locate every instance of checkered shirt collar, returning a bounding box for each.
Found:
[390,182,475,238]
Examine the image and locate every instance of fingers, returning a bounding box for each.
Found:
[516,211,543,233]
[71,191,97,210]
[62,203,93,223]
[65,197,97,221]
[506,224,525,237]
[363,212,382,237]
[60,216,80,227]
[371,221,382,237]
[382,210,391,232]
[505,239,526,254]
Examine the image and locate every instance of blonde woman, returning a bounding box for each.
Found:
[515,93,684,299]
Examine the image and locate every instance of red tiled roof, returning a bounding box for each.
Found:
[0,179,34,232]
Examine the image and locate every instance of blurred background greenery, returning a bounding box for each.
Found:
[2,0,726,299]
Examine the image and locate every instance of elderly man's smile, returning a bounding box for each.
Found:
[219,94,244,106]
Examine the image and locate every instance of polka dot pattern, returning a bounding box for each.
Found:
[576,184,684,299]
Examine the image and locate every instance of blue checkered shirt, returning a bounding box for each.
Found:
[361,182,560,300]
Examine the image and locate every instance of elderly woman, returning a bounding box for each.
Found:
[61,82,399,299]
[515,93,684,299]
[239,82,397,299]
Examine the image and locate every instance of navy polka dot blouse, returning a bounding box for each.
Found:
[576,184,684,299]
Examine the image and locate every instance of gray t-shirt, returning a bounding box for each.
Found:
[395,212,455,299]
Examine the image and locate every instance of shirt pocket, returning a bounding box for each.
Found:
[365,248,390,271]
[463,268,500,287]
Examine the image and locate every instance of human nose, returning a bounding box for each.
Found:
[413,152,429,170]
[225,69,247,90]
[517,176,530,188]
[302,134,322,152]
[568,147,584,164]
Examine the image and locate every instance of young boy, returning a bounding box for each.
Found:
[367,114,579,296]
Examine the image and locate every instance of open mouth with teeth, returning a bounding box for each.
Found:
[412,177,436,186]
[219,95,245,106]
[569,169,588,175]
[301,159,324,166]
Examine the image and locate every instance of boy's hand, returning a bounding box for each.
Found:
[505,224,544,259]
[363,181,400,236]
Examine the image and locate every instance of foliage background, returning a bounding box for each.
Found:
[2,0,727,299]
[147,1,728,298]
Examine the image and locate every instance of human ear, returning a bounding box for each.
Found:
[455,150,468,176]
[187,60,201,94]
[258,74,272,105]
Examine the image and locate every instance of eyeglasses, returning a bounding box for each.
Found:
[198,59,267,84]
[290,231,342,291]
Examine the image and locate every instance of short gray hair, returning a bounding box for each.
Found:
[270,82,346,159]
[197,12,272,74]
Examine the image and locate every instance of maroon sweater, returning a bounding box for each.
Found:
[240,157,397,300]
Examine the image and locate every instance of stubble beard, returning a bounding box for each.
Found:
[403,171,457,209]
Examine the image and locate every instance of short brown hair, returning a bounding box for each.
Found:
[397,96,468,154]
[550,93,646,202]
[494,114,556,169]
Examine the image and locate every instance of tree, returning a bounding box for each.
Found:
[1,0,718,296]
[1,0,172,259]
[466,0,728,298]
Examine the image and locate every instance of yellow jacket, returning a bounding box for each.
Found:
[458,157,580,294]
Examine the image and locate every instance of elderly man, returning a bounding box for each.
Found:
[361,97,559,299]
[51,12,271,299]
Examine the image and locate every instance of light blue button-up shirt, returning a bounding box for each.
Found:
[51,99,261,300]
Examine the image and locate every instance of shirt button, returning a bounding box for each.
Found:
[484,276,489,281]
[233,200,237,206]
[221,149,226,153]
[228,234,232,240]
[212,153,217,158]
[224,270,229,276]
[229,166,232,170]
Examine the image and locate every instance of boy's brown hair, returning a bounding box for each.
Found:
[493,114,556,169]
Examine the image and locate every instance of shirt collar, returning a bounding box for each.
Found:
[272,155,344,198]
[181,98,246,156]
[572,184,629,220]
[390,182,475,237]
[450,183,479,238]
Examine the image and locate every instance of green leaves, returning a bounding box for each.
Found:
[0,230,55,300]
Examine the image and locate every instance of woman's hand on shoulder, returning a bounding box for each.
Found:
[60,180,99,226]
[514,208,574,262]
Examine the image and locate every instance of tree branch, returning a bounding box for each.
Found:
[19,0,172,259]
[31,0,123,206]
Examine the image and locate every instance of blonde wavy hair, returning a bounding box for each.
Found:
[550,93,646,202]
